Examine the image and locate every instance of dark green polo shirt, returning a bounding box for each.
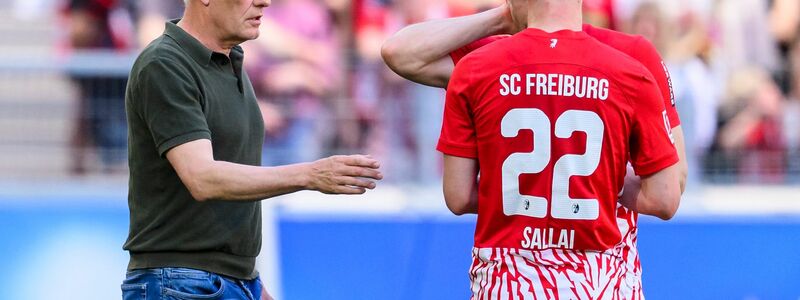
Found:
[123,20,265,279]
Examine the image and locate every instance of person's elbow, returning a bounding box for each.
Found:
[381,38,422,78]
[380,39,401,70]
[181,162,223,202]
[648,183,681,220]
[443,189,472,216]
[166,140,228,202]
[653,191,680,220]
[186,182,218,203]
[640,166,682,220]
[188,187,216,202]
[380,38,399,67]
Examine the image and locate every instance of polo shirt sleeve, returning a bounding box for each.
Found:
[133,59,211,156]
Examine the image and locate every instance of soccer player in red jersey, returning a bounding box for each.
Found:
[385,0,682,298]
[383,3,688,296]
[382,5,686,196]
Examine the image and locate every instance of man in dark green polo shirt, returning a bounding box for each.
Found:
[121,0,383,299]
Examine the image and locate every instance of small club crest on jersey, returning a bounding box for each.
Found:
[550,39,558,48]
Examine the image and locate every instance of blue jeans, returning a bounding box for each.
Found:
[121,268,262,300]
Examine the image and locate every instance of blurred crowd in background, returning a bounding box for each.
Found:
[17,0,800,186]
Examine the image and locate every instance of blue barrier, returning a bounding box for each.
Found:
[279,213,800,299]
[637,216,800,300]
[1,198,798,299]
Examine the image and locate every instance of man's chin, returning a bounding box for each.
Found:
[232,32,260,44]
[245,30,260,41]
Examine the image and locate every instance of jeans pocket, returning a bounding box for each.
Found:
[163,272,225,300]
[121,283,147,300]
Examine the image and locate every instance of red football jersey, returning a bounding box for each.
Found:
[450,24,681,129]
[438,28,677,251]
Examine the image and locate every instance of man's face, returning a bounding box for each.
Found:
[209,0,270,43]
[506,0,529,30]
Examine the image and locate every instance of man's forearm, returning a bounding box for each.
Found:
[168,140,381,202]
[381,6,513,86]
[189,161,311,202]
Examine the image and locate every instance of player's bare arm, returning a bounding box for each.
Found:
[381,5,516,88]
[167,139,383,201]
[620,164,681,220]
[442,155,479,215]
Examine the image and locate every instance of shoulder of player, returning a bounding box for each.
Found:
[584,25,662,66]
[583,36,650,77]
[583,24,643,52]
[583,40,656,102]
[583,30,662,86]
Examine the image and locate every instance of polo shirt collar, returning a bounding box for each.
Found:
[164,19,214,66]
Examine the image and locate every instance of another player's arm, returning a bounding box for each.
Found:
[167,140,382,202]
[381,5,515,88]
[442,155,479,215]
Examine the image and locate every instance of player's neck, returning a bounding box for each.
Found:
[526,0,582,32]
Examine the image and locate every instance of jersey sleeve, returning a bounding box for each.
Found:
[627,37,681,127]
[627,70,679,176]
[450,35,510,66]
[132,60,212,156]
[437,59,478,158]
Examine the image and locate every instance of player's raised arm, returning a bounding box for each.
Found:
[381,5,516,88]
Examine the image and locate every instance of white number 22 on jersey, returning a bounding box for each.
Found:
[501,109,603,220]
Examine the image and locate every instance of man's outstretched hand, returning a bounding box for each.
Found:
[306,155,383,194]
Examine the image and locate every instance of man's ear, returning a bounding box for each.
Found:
[200,0,211,6]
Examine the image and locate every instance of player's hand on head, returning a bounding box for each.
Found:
[496,3,522,34]
[308,155,383,194]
